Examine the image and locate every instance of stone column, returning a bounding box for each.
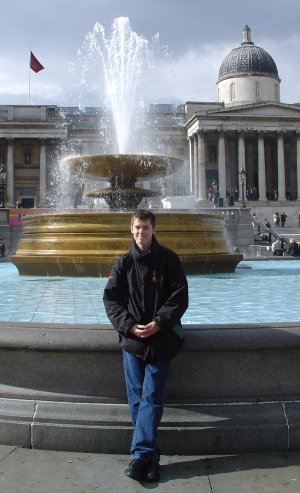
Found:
[192,133,198,196]
[188,136,194,194]
[6,139,14,206]
[257,131,266,201]
[218,131,226,199]
[238,131,246,201]
[297,133,300,200]
[39,139,47,206]
[197,130,207,201]
[277,132,286,200]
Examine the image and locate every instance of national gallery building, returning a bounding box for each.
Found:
[1,26,300,224]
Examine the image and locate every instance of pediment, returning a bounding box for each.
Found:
[209,102,300,118]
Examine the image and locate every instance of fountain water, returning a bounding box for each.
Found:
[11,17,242,276]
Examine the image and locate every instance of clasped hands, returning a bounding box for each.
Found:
[129,321,160,339]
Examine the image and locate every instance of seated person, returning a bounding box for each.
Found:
[0,240,7,258]
[288,238,299,257]
[272,238,283,256]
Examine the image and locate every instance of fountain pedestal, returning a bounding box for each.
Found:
[11,211,241,276]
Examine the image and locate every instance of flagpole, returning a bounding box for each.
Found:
[28,66,31,105]
[28,49,31,105]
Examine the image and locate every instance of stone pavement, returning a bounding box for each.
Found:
[0,446,299,493]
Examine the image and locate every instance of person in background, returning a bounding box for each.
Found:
[103,209,189,483]
[272,238,283,256]
[0,239,7,258]
[288,238,299,257]
[273,211,280,228]
[280,211,287,227]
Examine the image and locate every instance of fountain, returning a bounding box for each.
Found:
[11,17,241,276]
[11,153,240,276]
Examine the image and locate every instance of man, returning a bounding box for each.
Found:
[280,211,287,228]
[103,209,188,483]
[288,238,299,256]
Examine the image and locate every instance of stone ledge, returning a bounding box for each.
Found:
[0,322,300,351]
[0,323,299,403]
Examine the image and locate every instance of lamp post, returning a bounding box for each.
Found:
[0,165,7,208]
[239,167,246,208]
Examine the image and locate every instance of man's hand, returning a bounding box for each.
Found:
[129,322,161,339]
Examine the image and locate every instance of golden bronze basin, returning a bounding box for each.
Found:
[11,211,242,276]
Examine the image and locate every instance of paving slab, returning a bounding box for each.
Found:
[207,452,300,493]
[0,446,299,493]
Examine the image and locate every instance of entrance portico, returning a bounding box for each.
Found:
[186,103,300,204]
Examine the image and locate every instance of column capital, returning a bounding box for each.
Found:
[256,129,265,138]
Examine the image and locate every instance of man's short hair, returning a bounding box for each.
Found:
[131,209,156,227]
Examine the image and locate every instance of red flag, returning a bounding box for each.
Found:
[30,51,44,73]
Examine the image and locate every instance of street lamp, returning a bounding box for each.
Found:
[239,167,246,208]
[0,165,7,208]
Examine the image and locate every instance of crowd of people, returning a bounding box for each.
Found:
[252,210,300,257]
[272,237,300,256]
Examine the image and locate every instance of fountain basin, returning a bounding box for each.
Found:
[65,153,184,178]
[66,153,185,210]
[11,211,241,276]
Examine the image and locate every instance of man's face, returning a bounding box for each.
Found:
[131,218,156,252]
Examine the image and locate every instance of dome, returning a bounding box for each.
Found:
[218,26,279,82]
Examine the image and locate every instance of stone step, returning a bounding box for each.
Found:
[0,397,296,454]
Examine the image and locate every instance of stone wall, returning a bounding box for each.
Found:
[0,322,299,454]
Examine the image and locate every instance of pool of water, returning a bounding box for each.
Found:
[0,261,299,325]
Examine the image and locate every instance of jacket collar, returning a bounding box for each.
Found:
[131,235,159,261]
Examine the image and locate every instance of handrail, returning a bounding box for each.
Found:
[250,214,289,246]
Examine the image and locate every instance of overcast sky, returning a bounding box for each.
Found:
[1,0,300,107]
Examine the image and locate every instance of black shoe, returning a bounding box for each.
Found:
[125,459,146,482]
[144,458,160,482]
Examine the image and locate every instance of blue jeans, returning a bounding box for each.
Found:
[122,350,171,462]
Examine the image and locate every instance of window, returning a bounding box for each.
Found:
[255,81,260,99]
[24,148,32,165]
[230,83,236,101]
[275,83,279,100]
[209,145,217,162]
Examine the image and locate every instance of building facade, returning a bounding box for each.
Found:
[186,25,300,209]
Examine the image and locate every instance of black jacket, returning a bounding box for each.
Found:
[103,236,189,361]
